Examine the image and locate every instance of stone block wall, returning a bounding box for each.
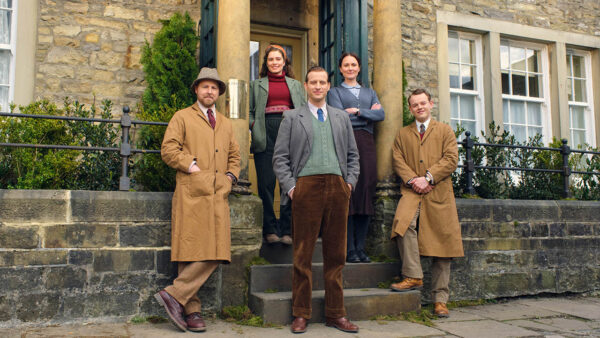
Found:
[0,190,262,327]
[34,0,201,113]
[369,198,600,303]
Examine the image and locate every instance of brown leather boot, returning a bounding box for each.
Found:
[325,317,359,333]
[390,277,423,292]
[154,290,187,331]
[186,312,206,332]
[291,317,307,333]
[434,302,449,318]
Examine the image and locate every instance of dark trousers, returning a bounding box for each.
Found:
[347,214,370,254]
[292,174,350,319]
[254,114,291,236]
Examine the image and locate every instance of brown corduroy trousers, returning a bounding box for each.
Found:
[291,174,350,319]
[164,261,219,314]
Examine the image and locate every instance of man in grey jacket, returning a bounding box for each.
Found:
[273,66,360,334]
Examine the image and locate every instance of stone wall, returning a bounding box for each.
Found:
[369,198,600,303]
[0,189,261,327]
[398,0,600,107]
[34,0,201,113]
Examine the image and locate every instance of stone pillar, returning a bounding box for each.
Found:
[216,0,251,192]
[372,0,403,191]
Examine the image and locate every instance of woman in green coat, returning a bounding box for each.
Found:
[249,45,306,245]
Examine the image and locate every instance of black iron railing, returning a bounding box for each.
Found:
[459,131,600,198]
[0,106,167,191]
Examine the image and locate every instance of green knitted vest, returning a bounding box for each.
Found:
[298,114,342,177]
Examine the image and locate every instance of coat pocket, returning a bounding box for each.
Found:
[187,171,214,197]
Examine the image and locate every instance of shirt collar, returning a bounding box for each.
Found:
[416,118,431,132]
[197,101,216,118]
[341,82,361,89]
[307,101,328,121]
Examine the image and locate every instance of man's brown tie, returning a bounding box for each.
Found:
[207,108,216,129]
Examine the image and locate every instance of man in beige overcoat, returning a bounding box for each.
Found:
[155,68,240,332]
[388,88,463,318]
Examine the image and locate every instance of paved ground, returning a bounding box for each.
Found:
[2,295,600,337]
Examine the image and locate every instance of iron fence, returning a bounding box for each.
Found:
[458,131,600,198]
[0,106,167,191]
[1,109,599,196]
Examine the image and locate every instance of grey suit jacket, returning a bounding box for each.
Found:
[272,104,360,205]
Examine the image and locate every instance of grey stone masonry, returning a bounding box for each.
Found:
[369,198,600,303]
[0,189,262,327]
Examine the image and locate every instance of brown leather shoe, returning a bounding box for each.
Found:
[390,277,423,292]
[434,302,449,318]
[154,290,187,331]
[325,317,359,333]
[186,312,206,332]
[291,317,307,334]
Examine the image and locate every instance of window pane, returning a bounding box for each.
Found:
[451,93,459,119]
[526,49,539,73]
[460,39,473,64]
[0,86,8,112]
[528,74,542,98]
[512,125,527,143]
[528,127,542,139]
[501,70,510,94]
[573,79,587,102]
[249,41,259,81]
[0,49,9,84]
[527,102,542,126]
[0,9,10,45]
[461,65,474,90]
[571,106,585,129]
[500,44,509,69]
[460,94,475,120]
[511,71,527,96]
[510,101,526,124]
[572,55,584,78]
[463,121,476,136]
[566,54,573,77]
[280,44,293,64]
[503,99,509,122]
[449,64,460,88]
[511,46,526,71]
[448,33,459,63]
[567,78,573,101]
[572,130,586,148]
[451,119,458,131]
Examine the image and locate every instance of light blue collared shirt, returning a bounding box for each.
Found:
[341,81,361,99]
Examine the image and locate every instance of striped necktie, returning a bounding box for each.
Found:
[207,109,216,129]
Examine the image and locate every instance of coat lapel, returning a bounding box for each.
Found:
[298,105,313,150]
[193,102,215,130]
[421,119,436,143]
[258,77,269,94]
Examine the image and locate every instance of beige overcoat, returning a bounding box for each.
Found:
[161,103,240,262]
[391,119,464,258]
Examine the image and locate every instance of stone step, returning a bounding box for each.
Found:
[249,262,401,293]
[259,239,323,264]
[249,288,421,324]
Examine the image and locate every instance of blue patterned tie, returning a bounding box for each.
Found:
[317,108,325,122]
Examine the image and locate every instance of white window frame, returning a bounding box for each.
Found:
[0,0,17,112]
[566,49,596,148]
[501,39,552,145]
[448,30,485,139]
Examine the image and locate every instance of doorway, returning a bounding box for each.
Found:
[248,25,307,215]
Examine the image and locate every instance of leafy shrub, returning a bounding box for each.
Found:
[0,99,121,190]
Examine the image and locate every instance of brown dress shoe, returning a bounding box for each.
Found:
[390,277,423,292]
[186,312,206,332]
[325,317,359,333]
[291,316,307,334]
[434,302,449,318]
[154,290,187,331]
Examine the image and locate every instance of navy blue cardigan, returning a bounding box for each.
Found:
[327,86,385,134]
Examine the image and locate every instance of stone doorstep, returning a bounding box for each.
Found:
[249,262,402,293]
[249,288,421,325]
[259,238,323,264]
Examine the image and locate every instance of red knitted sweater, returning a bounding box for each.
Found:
[265,72,293,114]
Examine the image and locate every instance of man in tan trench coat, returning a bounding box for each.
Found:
[154,68,240,332]
[389,88,463,318]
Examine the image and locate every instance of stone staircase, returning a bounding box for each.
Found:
[249,240,421,324]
